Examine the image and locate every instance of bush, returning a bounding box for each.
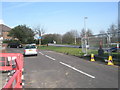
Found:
[3,40,21,44]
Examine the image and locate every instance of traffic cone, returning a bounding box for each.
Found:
[107,56,114,65]
[90,54,95,61]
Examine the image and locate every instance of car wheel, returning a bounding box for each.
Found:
[23,54,26,57]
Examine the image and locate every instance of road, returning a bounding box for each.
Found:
[48,43,80,48]
[6,48,118,88]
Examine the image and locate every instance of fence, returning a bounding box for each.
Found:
[0,53,24,89]
[81,31,120,61]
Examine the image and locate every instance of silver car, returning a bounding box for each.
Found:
[24,45,38,56]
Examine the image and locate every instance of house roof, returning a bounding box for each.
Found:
[0,24,11,32]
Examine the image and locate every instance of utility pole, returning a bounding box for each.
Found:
[106,33,111,56]
[38,30,41,46]
[75,36,77,45]
[74,30,77,45]
[61,36,62,44]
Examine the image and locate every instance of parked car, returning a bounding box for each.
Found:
[7,43,23,48]
[107,46,120,52]
[79,45,82,48]
[23,45,38,56]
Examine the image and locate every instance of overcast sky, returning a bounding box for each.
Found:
[1,2,118,35]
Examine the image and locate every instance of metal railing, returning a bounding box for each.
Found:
[81,32,120,62]
[0,53,24,89]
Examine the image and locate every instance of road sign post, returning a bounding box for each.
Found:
[38,36,42,46]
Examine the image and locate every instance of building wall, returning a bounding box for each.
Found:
[0,24,12,40]
[2,32,12,40]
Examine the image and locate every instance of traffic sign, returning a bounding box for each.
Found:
[38,36,42,39]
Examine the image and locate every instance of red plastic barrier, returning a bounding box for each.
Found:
[0,53,24,89]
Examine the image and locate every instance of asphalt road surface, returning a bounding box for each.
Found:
[6,48,118,88]
[48,44,80,48]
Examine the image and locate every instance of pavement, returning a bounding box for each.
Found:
[0,45,7,89]
[2,48,119,89]
[0,72,8,89]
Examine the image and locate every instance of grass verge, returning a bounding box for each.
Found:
[38,45,120,65]
[38,46,84,56]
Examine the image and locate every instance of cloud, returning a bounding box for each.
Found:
[0,19,4,24]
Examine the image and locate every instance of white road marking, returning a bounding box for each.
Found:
[39,52,44,55]
[45,55,56,61]
[8,72,10,76]
[22,68,24,72]
[21,75,24,80]
[60,62,95,79]
[22,82,25,86]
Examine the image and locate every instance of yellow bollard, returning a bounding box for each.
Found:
[107,56,114,65]
[90,54,95,61]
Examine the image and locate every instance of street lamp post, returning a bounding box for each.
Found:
[84,17,88,56]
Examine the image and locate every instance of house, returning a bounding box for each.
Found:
[0,24,12,40]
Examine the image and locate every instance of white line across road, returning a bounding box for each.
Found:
[39,52,44,55]
[45,55,56,61]
[60,62,95,79]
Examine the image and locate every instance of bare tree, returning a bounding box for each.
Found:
[86,29,93,37]
[33,25,45,45]
[80,29,85,38]
[62,31,74,44]
[80,28,93,38]
[62,30,79,44]
[99,30,106,34]
[42,33,62,44]
[70,30,79,44]
[107,24,117,37]
[107,24,118,44]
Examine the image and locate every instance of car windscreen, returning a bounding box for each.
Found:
[25,45,36,49]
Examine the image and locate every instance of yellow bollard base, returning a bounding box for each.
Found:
[107,62,114,65]
[91,59,95,61]
[107,56,114,65]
